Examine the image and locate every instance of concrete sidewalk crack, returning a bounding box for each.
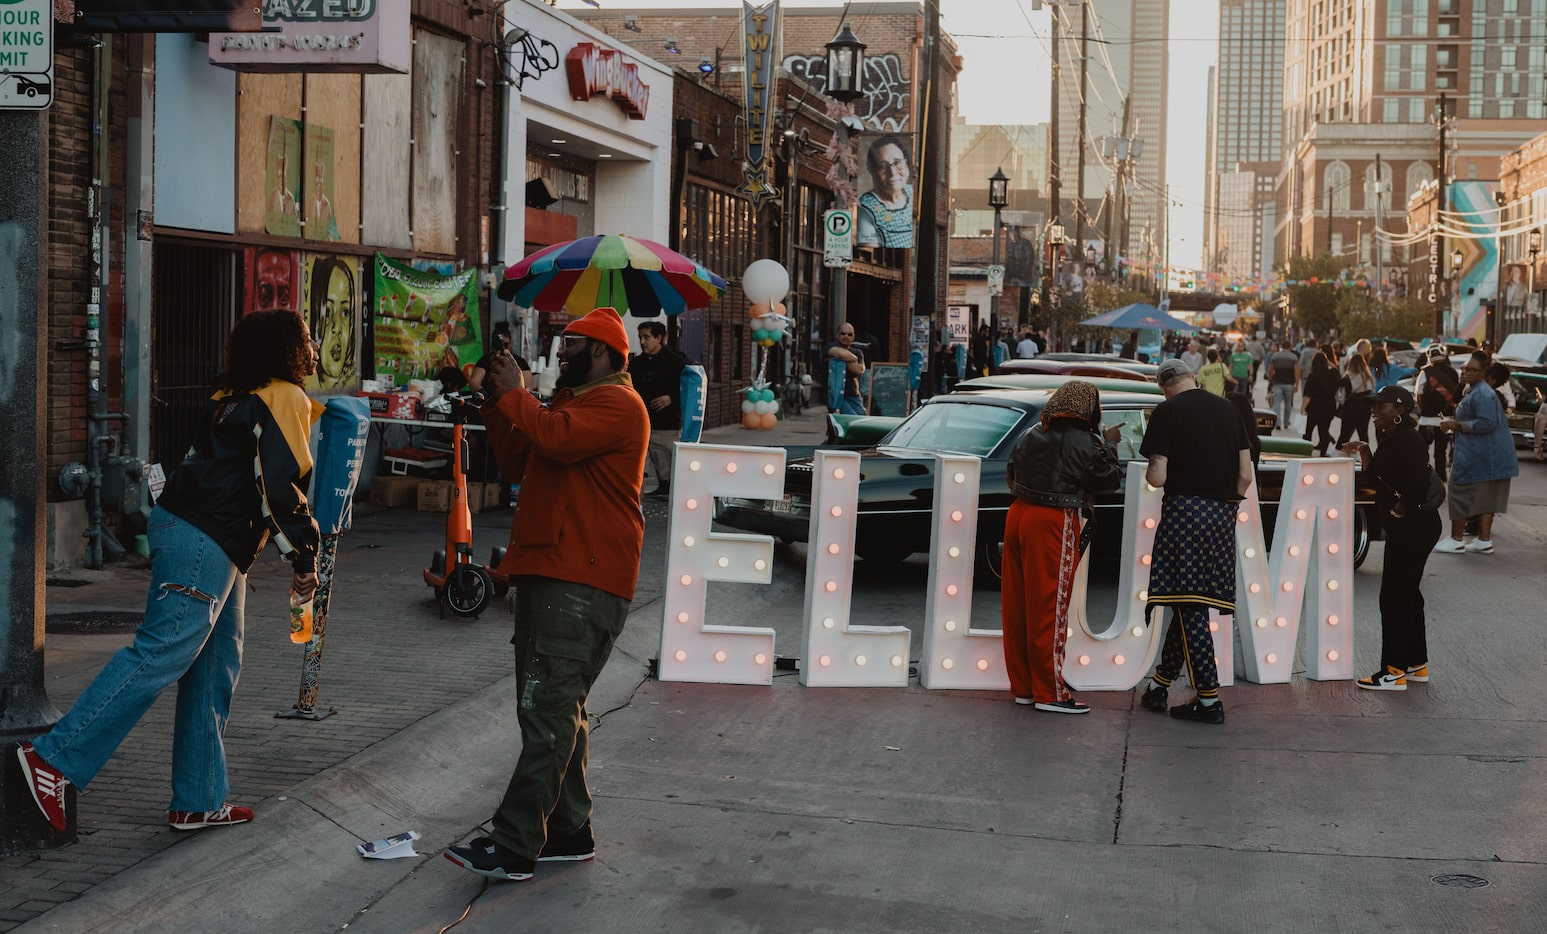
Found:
[1112,694,1135,844]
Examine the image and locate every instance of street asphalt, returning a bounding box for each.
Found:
[6,390,1547,933]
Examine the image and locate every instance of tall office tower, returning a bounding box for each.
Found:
[1277,0,1547,270]
[1205,0,1284,283]
[1049,0,1169,267]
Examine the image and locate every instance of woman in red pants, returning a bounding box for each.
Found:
[1001,381,1122,713]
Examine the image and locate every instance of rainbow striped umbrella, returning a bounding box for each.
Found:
[496,234,728,317]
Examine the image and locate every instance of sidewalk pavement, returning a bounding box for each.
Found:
[7,402,1547,932]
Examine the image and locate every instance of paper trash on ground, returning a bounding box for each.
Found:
[357,830,422,859]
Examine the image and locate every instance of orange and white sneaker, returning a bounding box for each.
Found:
[168,803,254,831]
[1405,664,1430,683]
[1356,666,1408,691]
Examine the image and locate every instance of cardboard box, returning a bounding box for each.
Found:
[417,480,454,512]
[482,482,505,510]
[369,476,420,509]
[358,392,423,421]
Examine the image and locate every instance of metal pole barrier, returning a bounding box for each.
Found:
[277,397,370,721]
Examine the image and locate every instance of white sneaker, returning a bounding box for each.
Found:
[1464,539,1494,554]
[1432,537,1466,554]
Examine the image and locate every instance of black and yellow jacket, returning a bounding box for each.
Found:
[158,379,323,574]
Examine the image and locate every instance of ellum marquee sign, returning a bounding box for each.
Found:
[0,0,52,111]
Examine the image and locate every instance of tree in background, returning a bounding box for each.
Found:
[1336,290,1432,342]
[1281,253,1344,339]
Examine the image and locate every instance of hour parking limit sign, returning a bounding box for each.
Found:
[1,0,52,111]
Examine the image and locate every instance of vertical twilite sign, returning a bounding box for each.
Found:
[737,0,780,208]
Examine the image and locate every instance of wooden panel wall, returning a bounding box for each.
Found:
[307,74,362,245]
[361,73,412,250]
[236,73,301,234]
[411,30,461,256]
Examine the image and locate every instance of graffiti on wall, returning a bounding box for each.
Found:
[782,52,911,132]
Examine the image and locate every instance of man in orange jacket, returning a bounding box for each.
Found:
[444,307,648,882]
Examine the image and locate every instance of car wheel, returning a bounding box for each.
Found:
[1352,505,1371,570]
[974,536,1004,591]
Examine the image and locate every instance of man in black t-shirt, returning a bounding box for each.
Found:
[1136,358,1253,725]
[628,320,689,497]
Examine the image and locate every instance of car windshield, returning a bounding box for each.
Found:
[1102,408,1148,459]
[879,401,1027,456]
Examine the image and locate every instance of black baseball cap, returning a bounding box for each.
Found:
[1367,385,1415,411]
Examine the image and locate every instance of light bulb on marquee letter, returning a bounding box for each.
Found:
[800,451,909,687]
[1233,458,1355,683]
[1064,462,1177,691]
[659,443,785,684]
[920,455,1007,689]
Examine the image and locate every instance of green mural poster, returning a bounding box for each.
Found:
[372,254,481,387]
[265,116,302,238]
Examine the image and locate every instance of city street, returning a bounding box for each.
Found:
[6,409,1547,931]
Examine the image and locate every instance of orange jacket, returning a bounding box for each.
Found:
[483,372,649,601]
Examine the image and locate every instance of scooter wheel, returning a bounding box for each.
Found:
[445,565,494,618]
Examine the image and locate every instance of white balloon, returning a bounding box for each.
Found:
[742,259,790,303]
[753,400,773,415]
[769,399,781,414]
[741,400,755,413]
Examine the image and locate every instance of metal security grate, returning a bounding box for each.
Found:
[151,242,238,467]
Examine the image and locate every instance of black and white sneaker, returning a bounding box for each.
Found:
[1355,667,1408,691]
[443,837,534,881]
[1139,684,1168,712]
[1033,699,1091,714]
[539,821,596,862]
[1169,698,1226,724]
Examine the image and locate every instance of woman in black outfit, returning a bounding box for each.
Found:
[1301,353,1341,454]
[1341,385,1444,691]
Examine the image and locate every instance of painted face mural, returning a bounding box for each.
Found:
[304,254,358,392]
[254,249,297,312]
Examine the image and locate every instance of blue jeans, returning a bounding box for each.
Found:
[32,506,246,811]
[836,394,866,415]
[1271,384,1296,431]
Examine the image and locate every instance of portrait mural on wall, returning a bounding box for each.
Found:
[265,116,341,241]
[265,116,302,238]
[854,132,915,249]
[302,253,361,394]
[303,123,341,242]
[243,247,300,314]
[1005,229,1035,288]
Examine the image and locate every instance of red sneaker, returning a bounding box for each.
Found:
[167,803,254,831]
[16,743,71,832]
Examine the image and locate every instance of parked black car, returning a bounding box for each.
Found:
[717,387,1377,587]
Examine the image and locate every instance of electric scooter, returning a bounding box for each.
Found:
[423,392,495,618]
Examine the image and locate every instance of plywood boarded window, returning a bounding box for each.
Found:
[412,30,463,255]
[362,72,412,250]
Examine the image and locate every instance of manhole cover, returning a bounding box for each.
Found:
[1430,874,1490,889]
[46,612,144,635]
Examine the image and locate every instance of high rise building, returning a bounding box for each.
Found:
[1048,0,1169,270]
[1277,0,1547,280]
[1205,0,1284,283]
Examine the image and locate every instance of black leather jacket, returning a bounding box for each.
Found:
[1006,421,1123,509]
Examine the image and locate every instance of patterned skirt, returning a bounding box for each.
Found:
[1145,494,1238,623]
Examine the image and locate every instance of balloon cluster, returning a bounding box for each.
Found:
[739,259,793,430]
[741,380,779,430]
[750,301,789,347]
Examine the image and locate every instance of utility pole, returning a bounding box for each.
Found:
[914,0,942,353]
[0,110,69,854]
[1075,0,1089,267]
[1047,1,1061,262]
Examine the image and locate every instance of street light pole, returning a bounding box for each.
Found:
[1529,228,1542,331]
[824,23,866,341]
[1451,247,1464,338]
[988,167,1009,349]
